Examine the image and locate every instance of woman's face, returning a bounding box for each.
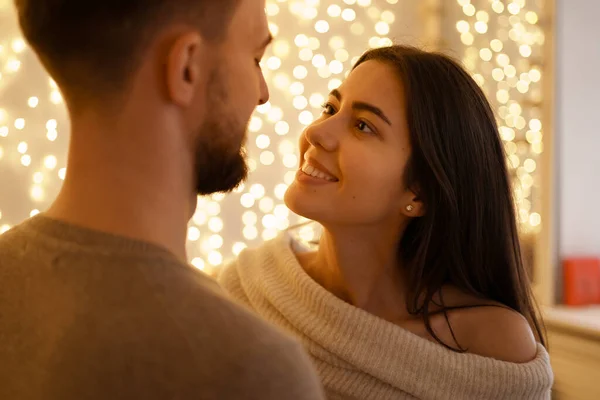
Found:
[284,60,418,227]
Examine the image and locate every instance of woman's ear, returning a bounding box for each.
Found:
[400,192,425,218]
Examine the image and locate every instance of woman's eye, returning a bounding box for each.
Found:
[321,103,335,115]
[356,120,374,134]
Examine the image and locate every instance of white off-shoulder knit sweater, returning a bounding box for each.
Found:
[218,233,554,400]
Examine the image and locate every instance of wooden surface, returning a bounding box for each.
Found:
[545,306,600,399]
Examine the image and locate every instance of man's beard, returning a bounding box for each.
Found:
[194,69,249,196]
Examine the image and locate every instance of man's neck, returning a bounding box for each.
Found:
[46,116,194,262]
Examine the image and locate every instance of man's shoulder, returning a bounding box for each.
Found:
[158,262,291,345]
[127,260,325,399]
[0,220,325,399]
[0,221,28,249]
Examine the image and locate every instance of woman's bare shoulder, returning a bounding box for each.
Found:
[443,289,538,363]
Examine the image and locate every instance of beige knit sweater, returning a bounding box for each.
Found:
[218,233,554,400]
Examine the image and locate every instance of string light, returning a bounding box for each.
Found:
[0,0,544,276]
[454,0,545,234]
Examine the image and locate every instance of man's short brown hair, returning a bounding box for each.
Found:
[14,0,239,104]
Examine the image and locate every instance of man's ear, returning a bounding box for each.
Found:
[165,32,204,106]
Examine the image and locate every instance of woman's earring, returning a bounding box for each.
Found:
[406,205,414,212]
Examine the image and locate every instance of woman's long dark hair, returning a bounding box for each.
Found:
[353,45,546,351]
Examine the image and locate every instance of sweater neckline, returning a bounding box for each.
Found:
[241,232,553,395]
[15,214,179,262]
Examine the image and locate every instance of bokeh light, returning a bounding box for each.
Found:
[0,0,545,277]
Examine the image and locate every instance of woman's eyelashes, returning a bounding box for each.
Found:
[321,102,336,115]
[320,102,377,136]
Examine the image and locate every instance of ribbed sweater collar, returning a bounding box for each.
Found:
[225,233,553,399]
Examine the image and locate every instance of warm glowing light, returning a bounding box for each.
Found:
[188,227,201,241]
[327,5,342,17]
[341,8,356,22]
[28,97,39,108]
[315,20,330,33]
[192,258,205,270]
[0,0,541,265]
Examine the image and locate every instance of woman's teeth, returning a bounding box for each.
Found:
[301,164,337,181]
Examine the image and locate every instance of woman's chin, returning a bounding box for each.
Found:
[284,184,326,223]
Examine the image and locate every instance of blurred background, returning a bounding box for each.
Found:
[0,0,598,397]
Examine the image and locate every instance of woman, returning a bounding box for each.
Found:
[219,45,553,399]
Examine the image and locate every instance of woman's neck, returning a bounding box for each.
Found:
[300,224,410,320]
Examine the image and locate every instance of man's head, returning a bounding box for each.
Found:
[14,0,271,194]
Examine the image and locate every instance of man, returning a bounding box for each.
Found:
[0,0,324,399]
